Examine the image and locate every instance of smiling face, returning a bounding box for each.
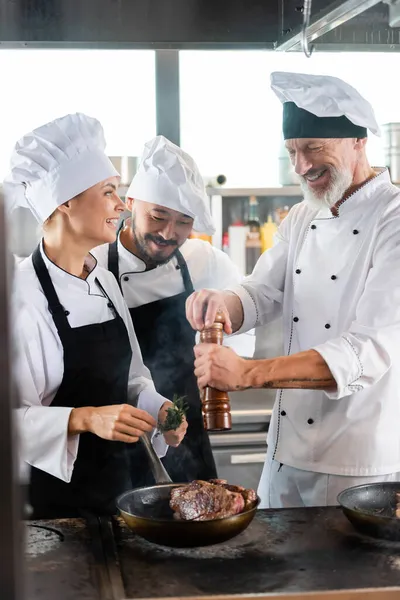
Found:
[126,198,194,267]
[57,176,124,246]
[285,138,366,210]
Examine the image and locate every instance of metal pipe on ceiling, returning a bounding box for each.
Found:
[275,0,383,51]
[302,0,315,57]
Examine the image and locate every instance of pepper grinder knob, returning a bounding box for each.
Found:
[199,310,232,431]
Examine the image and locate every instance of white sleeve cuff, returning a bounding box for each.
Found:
[137,388,166,423]
[137,388,169,458]
[313,336,364,400]
[226,285,258,334]
[18,406,80,483]
[150,431,169,458]
[66,435,80,481]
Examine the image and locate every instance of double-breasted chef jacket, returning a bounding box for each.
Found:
[14,242,168,485]
[229,168,400,477]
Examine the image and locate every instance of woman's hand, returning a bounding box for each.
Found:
[158,401,188,447]
[68,404,156,442]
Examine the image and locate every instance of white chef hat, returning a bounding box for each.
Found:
[270,71,380,140]
[3,113,119,224]
[126,135,215,235]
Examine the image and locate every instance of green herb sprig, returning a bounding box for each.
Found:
[156,394,188,437]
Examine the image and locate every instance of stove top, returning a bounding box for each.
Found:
[25,507,400,600]
[25,519,99,600]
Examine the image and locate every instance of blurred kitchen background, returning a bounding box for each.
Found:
[4,47,400,490]
[5,49,400,259]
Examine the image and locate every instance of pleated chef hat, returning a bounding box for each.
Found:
[270,72,380,140]
[126,135,215,235]
[3,113,119,223]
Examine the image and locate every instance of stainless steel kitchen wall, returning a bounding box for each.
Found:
[0,187,23,600]
[1,1,400,51]
[0,0,278,48]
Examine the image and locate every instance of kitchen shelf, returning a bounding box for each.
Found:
[119,185,302,199]
[206,186,302,197]
[208,186,302,250]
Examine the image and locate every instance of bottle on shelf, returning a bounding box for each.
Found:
[245,195,262,274]
[261,214,278,253]
[275,205,290,225]
[189,231,212,244]
[222,231,229,254]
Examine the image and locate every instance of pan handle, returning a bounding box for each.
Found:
[140,433,172,484]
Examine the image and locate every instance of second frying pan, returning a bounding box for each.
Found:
[338,482,400,541]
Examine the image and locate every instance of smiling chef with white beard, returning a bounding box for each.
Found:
[186,71,400,508]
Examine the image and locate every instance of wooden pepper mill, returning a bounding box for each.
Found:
[199,311,232,431]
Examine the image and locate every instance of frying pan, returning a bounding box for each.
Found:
[337,482,400,541]
[116,434,260,548]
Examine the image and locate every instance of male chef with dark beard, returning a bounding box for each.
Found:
[92,135,241,486]
[186,72,400,508]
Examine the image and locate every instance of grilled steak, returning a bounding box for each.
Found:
[170,479,256,521]
[210,480,257,509]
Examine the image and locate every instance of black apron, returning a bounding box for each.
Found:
[108,235,217,485]
[29,245,137,519]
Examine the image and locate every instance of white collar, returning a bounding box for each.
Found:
[39,239,100,294]
[116,230,180,274]
[315,168,392,220]
[117,235,147,273]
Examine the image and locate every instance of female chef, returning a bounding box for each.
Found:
[4,113,187,518]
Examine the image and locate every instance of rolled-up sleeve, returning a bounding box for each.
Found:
[314,208,400,399]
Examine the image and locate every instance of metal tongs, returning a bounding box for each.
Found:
[140,433,172,484]
[127,388,172,484]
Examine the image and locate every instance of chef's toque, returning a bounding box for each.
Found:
[126,135,215,235]
[3,113,119,223]
[270,71,380,140]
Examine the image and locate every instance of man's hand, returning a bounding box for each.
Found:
[186,289,233,334]
[158,401,188,447]
[194,344,250,391]
[68,404,156,442]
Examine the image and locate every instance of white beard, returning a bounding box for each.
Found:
[300,167,354,211]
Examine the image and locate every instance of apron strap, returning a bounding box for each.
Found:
[32,244,71,334]
[176,250,195,295]
[108,225,194,297]
[107,222,124,290]
[94,278,119,318]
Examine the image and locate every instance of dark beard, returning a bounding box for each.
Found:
[131,216,180,269]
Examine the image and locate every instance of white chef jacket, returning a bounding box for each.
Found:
[229,169,400,477]
[92,237,241,307]
[14,242,168,483]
